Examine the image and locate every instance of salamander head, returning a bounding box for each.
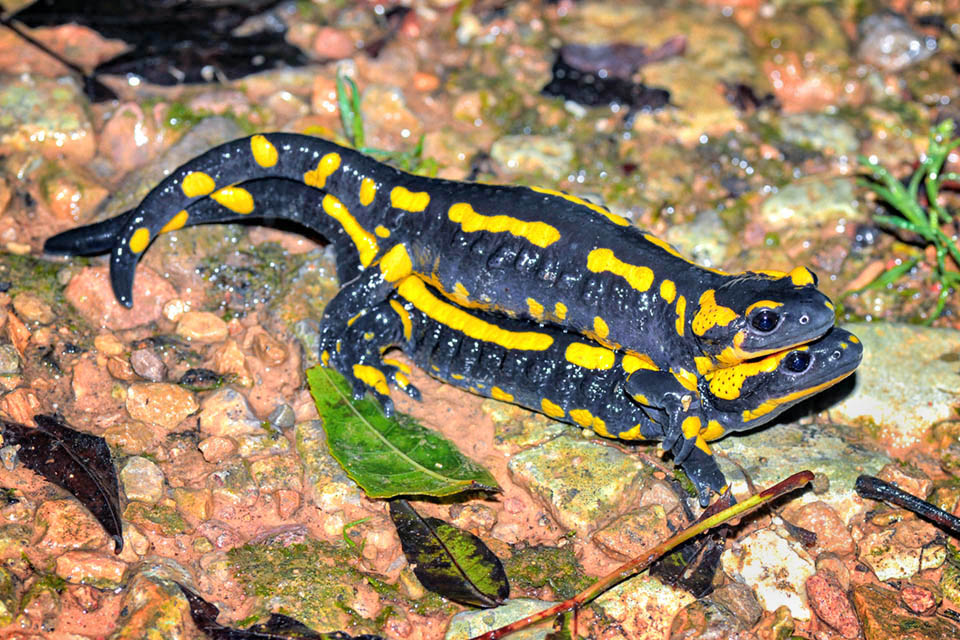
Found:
[692,267,836,367]
[702,326,862,433]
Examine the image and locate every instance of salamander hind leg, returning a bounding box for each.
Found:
[679,443,729,507]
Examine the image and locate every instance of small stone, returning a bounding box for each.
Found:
[446,598,555,639]
[711,582,762,627]
[806,571,860,638]
[876,462,932,500]
[172,488,212,525]
[12,292,54,324]
[111,569,192,638]
[858,12,936,72]
[490,134,575,181]
[275,489,301,519]
[448,503,498,534]
[789,501,855,555]
[248,455,302,493]
[853,582,960,639]
[251,331,288,366]
[107,355,138,381]
[360,84,423,139]
[129,348,166,381]
[98,102,164,172]
[267,403,296,430]
[858,520,946,581]
[35,499,110,553]
[198,436,236,463]
[0,388,39,424]
[901,579,941,616]
[210,339,251,386]
[65,266,176,330]
[670,597,746,640]
[55,551,128,588]
[311,26,356,59]
[125,382,198,431]
[0,345,20,375]
[175,311,228,343]
[198,387,261,438]
[94,333,124,356]
[120,456,165,503]
[591,505,669,561]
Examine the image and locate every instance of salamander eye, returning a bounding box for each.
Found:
[751,309,780,332]
[783,350,812,373]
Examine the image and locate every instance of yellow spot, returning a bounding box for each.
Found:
[694,436,713,456]
[540,398,565,419]
[825,300,835,311]
[691,290,738,337]
[382,358,411,375]
[681,416,702,439]
[375,225,390,238]
[789,266,815,286]
[304,153,341,189]
[586,248,653,291]
[451,373,464,380]
[250,135,278,167]
[389,299,413,340]
[363,332,374,341]
[617,423,647,440]
[702,420,725,441]
[346,311,364,327]
[745,300,783,316]
[129,227,150,253]
[210,186,255,214]
[742,370,856,423]
[565,343,615,370]
[849,335,860,344]
[622,353,658,373]
[379,244,413,282]
[395,372,409,388]
[632,393,649,405]
[448,202,560,248]
[321,350,330,366]
[659,279,676,304]
[672,368,698,393]
[527,297,544,318]
[181,172,215,197]
[160,210,189,233]
[360,177,377,206]
[569,409,608,435]
[391,186,430,212]
[531,186,629,226]
[694,356,714,376]
[322,194,378,266]
[593,316,609,339]
[491,387,514,402]
[753,269,787,278]
[454,282,470,299]
[553,302,567,320]
[675,295,686,337]
[397,277,554,351]
[352,364,389,396]
[706,348,800,400]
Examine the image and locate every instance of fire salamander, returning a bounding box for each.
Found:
[45,134,842,483]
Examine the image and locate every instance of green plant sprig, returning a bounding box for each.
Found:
[858,119,960,321]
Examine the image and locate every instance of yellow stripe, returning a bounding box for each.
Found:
[304,153,341,189]
[375,225,390,238]
[570,408,608,436]
[360,177,377,206]
[621,353,658,373]
[382,357,411,375]
[389,299,413,341]
[160,210,189,233]
[321,194,378,266]
[352,364,389,396]
[181,172,215,197]
[210,186,254,214]
[745,300,783,316]
[397,277,553,351]
[789,266,815,286]
[675,295,686,337]
[527,297,544,318]
[448,202,560,248]
[491,387,514,402]
[391,186,430,212]
[379,244,413,282]
[541,398,565,419]
[250,135,278,167]
[565,343,615,370]
[741,370,855,422]
[586,248,653,292]
[530,186,629,226]
[593,316,609,340]
[553,302,567,320]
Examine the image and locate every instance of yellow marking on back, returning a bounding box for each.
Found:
[395,372,409,388]
[181,171,215,197]
[451,373,464,380]
[622,353,658,373]
[352,364,389,396]
[593,316,609,339]
[789,266,815,286]
[322,194,378,266]
[849,335,859,344]
[541,398,565,419]
[702,420,725,441]
[825,300,835,311]
[745,300,783,316]
[694,356,713,376]
[672,368,698,393]
[160,210,189,233]
[129,227,151,253]
[569,408,608,435]
[397,277,554,351]
[391,186,430,212]
[380,244,413,282]
[448,202,560,248]
[675,295,686,337]
[250,135,278,167]
[382,358,411,375]
[491,387,514,402]
[527,297,544,318]
[691,290,738,337]
[210,186,255,214]
[681,416,702,439]
[706,348,800,400]
[586,248,654,291]
[321,350,330,366]
[530,186,629,226]
[565,343,615,370]
[360,177,377,206]
[304,153,341,189]
[375,225,390,238]
[741,370,856,423]
[659,279,676,304]
[554,302,567,320]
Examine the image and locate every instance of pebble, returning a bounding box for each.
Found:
[788,501,855,555]
[251,331,288,366]
[65,266,176,330]
[98,102,166,173]
[93,333,125,356]
[901,579,940,616]
[175,311,229,343]
[111,569,192,638]
[12,292,55,325]
[0,75,95,164]
[55,550,128,588]
[171,488,212,525]
[669,597,747,639]
[267,403,296,430]
[129,348,166,381]
[360,84,423,139]
[857,519,946,581]
[311,26,356,60]
[120,456,165,504]
[198,387,262,438]
[806,570,860,638]
[490,135,574,181]
[852,582,960,639]
[711,581,762,627]
[590,504,669,561]
[0,345,20,375]
[446,598,555,640]
[198,435,236,463]
[125,382,198,431]
[35,499,111,553]
[594,573,695,639]
[857,12,936,72]
[759,177,861,231]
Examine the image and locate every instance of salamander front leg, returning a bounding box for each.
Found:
[678,441,729,507]
[624,369,703,457]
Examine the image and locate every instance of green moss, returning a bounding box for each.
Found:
[503,545,594,600]
[123,502,188,536]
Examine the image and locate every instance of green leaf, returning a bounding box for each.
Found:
[306,366,499,498]
[389,499,509,608]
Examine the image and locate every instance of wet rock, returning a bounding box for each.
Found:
[858,519,946,581]
[721,527,815,620]
[663,209,731,270]
[448,503,498,535]
[806,570,859,638]
[295,420,364,508]
[788,501,855,555]
[171,487,212,526]
[360,84,422,140]
[55,550,128,588]
[832,323,960,451]
[125,382,198,431]
[591,504,669,561]
[267,403,295,430]
[275,489,300,519]
[35,499,111,553]
[759,177,861,231]
[197,435,236,463]
[595,573,695,639]
[198,387,261,438]
[103,420,163,456]
[64,265,177,330]
[901,579,940,616]
[93,332,124,356]
[12,292,54,325]
[311,26,356,60]
[779,113,860,155]
[490,135,574,181]
[123,501,189,537]
[120,456,165,504]
[711,581,762,627]
[38,163,108,222]
[858,12,936,72]
[0,345,20,375]
[669,597,746,640]
[206,462,258,507]
[876,462,932,500]
[446,598,554,640]
[129,347,166,381]
[0,566,16,625]
[0,75,95,164]
[209,339,252,387]
[248,454,303,493]
[251,331,288,366]
[98,102,166,173]
[942,560,960,606]
[111,564,193,640]
[852,582,960,639]
[174,310,228,343]
[507,435,652,537]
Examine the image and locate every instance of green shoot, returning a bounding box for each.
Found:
[342,516,372,556]
[859,119,960,321]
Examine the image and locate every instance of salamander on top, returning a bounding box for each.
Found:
[44,133,836,389]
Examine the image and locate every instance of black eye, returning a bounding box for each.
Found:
[784,351,812,373]
[752,309,779,332]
